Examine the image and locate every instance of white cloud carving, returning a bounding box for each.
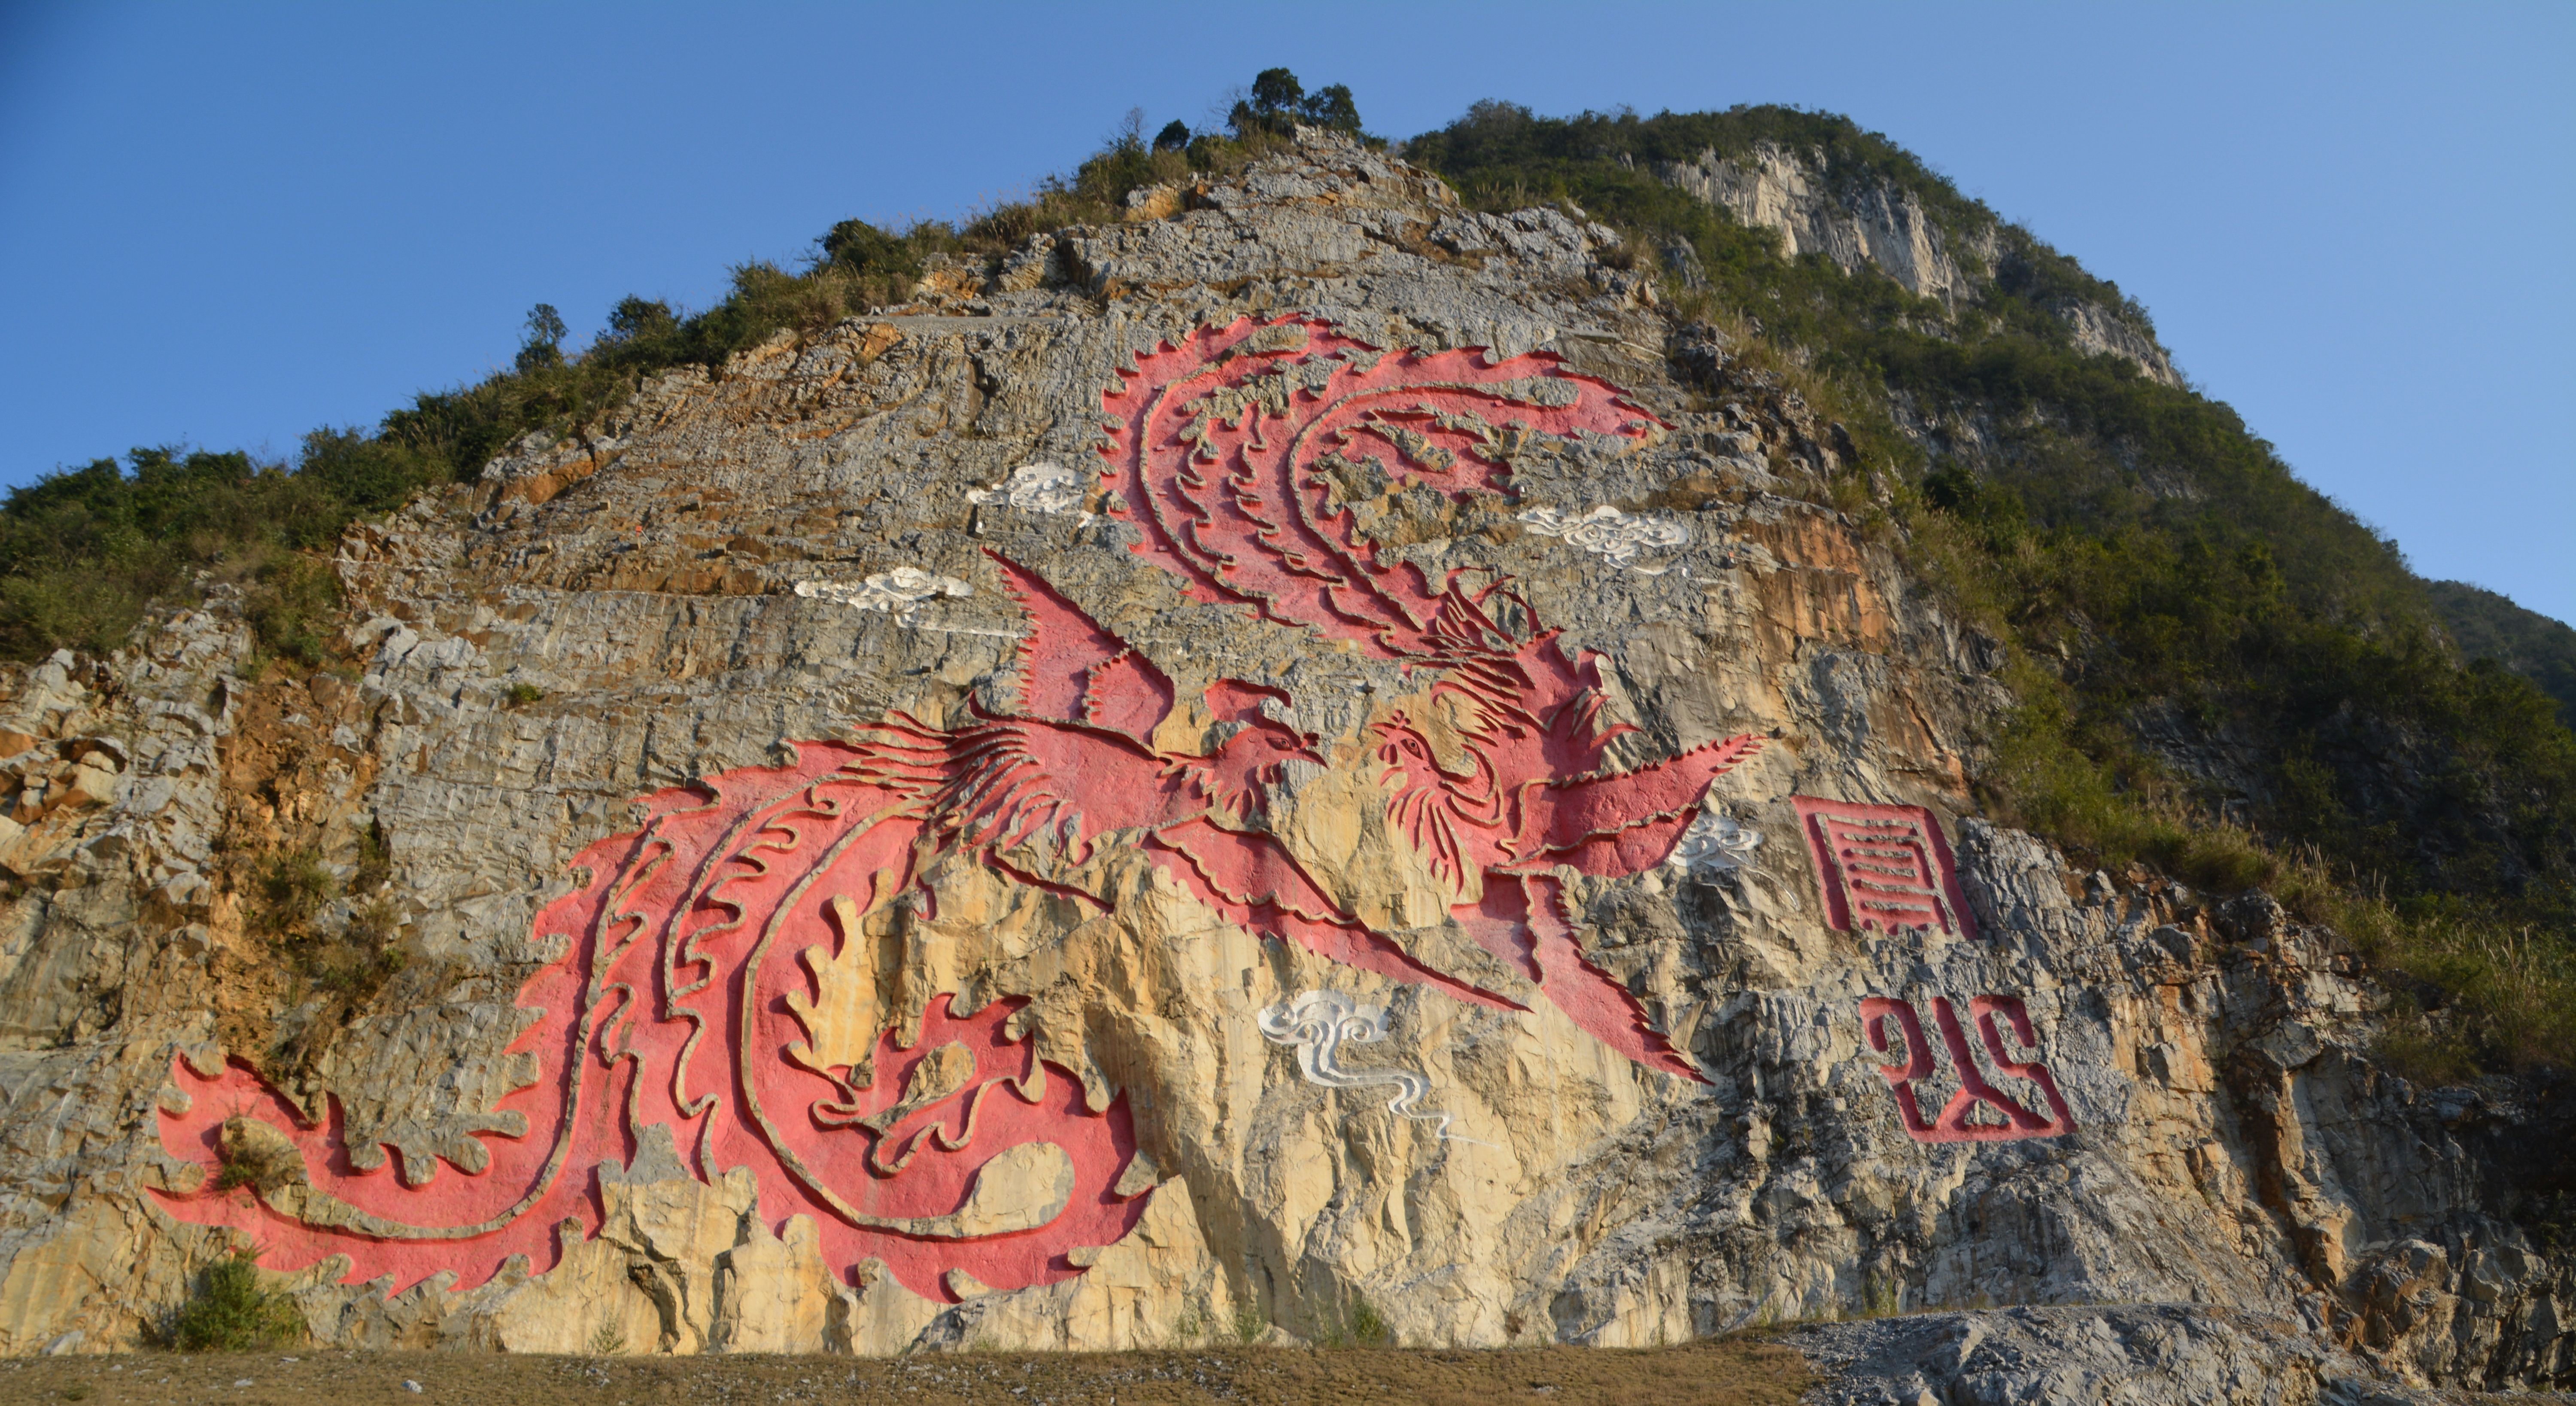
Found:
[1667,811,1763,883]
[794,567,973,626]
[1518,504,1690,572]
[1256,989,1477,1144]
[968,461,1087,516]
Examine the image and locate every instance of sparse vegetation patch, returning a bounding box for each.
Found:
[165,1251,304,1352]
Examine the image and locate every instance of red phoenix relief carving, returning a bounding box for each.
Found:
[1860,995,2074,1142]
[1793,797,1976,939]
[158,747,1147,1302]
[154,315,1765,1298]
[1098,317,1763,1077]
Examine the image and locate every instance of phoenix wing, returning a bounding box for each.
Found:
[1514,734,1764,876]
[927,716,1179,863]
[986,549,1176,746]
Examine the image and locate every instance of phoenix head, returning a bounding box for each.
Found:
[1183,679,1321,819]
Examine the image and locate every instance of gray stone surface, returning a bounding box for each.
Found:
[1789,1306,2445,1406]
[1794,1304,2576,1404]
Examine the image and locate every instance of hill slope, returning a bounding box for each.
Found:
[2428,578,2576,727]
[1406,103,2576,1074]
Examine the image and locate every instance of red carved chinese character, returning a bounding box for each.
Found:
[1859,994,2073,1142]
[1794,797,1975,939]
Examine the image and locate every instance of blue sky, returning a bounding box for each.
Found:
[3,2,2569,624]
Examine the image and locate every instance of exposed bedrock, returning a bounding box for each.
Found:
[0,131,2557,1397]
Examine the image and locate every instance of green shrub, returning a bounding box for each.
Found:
[955,110,1233,251]
[1229,68,1365,138]
[352,820,392,894]
[167,1252,303,1351]
[0,433,436,665]
[1346,1294,1391,1347]
[250,849,333,938]
[515,302,568,374]
[244,843,404,997]
[242,554,340,669]
[821,219,923,283]
[1304,1292,1392,1347]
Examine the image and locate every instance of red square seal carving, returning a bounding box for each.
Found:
[1792,797,1976,939]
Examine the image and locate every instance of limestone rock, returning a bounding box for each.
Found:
[1661,141,1985,304]
[1656,140,2181,388]
[712,1216,837,1354]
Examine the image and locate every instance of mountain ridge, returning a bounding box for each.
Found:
[2427,578,2576,727]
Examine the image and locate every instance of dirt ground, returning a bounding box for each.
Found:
[0,1340,1814,1406]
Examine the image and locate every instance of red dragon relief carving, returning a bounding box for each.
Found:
[154,316,1761,1301]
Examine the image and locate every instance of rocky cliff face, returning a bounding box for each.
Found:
[0,131,2558,1397]
[1659,140,2184,389]
[1660,142,1989,307]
